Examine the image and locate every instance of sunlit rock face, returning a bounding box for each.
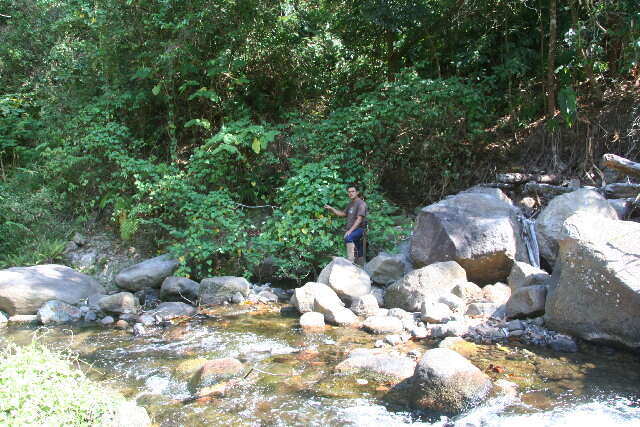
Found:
[545,213,640,350]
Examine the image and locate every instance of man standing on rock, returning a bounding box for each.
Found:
[324,185,368,266]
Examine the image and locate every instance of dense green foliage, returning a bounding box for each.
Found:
[1,0,638,278]
[0,340,124,425]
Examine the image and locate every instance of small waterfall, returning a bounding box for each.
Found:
[519,215,540,268]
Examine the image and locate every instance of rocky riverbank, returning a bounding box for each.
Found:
[1,179,640,418]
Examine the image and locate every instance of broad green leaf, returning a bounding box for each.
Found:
[251,137,261,154]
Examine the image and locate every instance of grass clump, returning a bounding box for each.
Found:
[0,341,124,426]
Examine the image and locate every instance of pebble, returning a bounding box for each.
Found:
[356,379,368,385]
[84,311,97,322]
[115,319,129,329]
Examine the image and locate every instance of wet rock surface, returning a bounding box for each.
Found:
[409,348,493,415]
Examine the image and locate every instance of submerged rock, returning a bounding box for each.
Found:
[335,348,416,379]
[37,300,83,324]
[0,264,105,315]
[147,302,196,320]
[190,358,244,391]
[409,348,493,415]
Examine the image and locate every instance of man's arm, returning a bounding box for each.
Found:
[324,204,346,217]
[344,215,363,237]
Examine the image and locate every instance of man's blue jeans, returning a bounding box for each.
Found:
[344,228,365,257]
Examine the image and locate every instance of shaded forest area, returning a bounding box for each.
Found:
[1,0,639,281]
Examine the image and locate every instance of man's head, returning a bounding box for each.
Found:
[347,186,359,200]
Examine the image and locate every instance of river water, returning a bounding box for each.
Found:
[2,304,639,426]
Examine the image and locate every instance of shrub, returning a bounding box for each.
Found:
[0,340,124,426]
[0,170,70,268]
[252,162,408,282]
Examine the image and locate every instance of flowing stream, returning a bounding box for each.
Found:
[2,305,639,426]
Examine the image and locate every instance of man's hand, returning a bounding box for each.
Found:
[325,205,346,217]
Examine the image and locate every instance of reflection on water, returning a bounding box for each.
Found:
[1,305,639,426]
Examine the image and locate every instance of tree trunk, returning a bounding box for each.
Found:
[602,153,640,177]
[496,173,562,184]
[547,0,557,117]
[603,183,640,199]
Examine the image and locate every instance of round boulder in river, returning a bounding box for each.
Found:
[199,276,250,305]
[115,254,179,291]
[409,348,493,415]
[317,257,371,304]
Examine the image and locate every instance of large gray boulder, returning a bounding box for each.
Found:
[199,276,250,305]
[410,187,527,284]
[115,255,179,291]
[545,214,640,349]
[160,277,200,302]
[535,189,617,266]
[409,348,493,415]
[317,257,371,304]
[290,282,344,313]
[0,264,105,315]
[364,252,410,285]
[37,300,83,324]
[384,261,467,312]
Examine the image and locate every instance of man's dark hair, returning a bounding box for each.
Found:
[347,185,363,198]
